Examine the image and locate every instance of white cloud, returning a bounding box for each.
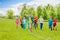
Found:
[29,0,60,6]
[0,0,60,16]
[0,8,8,16]
[10,3,24,16]
[0,3,24,16]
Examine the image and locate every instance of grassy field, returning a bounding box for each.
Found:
[0,18,60,40]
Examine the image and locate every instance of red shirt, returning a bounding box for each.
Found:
[20,18,22,23]
[34,17,37,22]
[53,19,57,25]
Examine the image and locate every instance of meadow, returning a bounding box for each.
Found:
[0,18,60,40]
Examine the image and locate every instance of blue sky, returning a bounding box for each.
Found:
[0,0,32,8]
[0,0,60,16]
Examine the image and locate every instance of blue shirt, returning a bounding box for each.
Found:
[22,19,26,24]
[48,19,53,25]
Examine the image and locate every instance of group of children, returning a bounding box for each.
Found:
[48,16,57,31]
[15,14,57,31]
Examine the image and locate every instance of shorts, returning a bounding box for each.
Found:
[53,24,56,27]
[49,24,52,28]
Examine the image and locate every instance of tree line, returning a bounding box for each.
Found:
[7,4,60,21]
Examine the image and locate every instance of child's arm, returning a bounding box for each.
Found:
[43,19,44,22]
[38,18,40,22]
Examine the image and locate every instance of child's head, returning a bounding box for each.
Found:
[29,13,32,17]
[54,17,56,20]
[23,17,25,19]
[40,16,42,18]
[50,16,52,19]
[16,17,18,20]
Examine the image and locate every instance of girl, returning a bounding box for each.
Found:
[22,17,26,30]
[39,16,44,30]
[53,17,57,30]
[28,16,32,32]
[16,18,19,28]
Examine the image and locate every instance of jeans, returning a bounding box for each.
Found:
[49,24,52,30]
[40,23,43,30]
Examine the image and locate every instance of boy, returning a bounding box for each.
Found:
[34,16,38,29]
[20,16,23,28]
[39,16,44,30]
[48,16,53,31]
[53,17,57,30]
[30,14,34,27]
[22,17,26,30]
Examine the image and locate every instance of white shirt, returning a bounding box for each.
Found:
[39,18,44,23]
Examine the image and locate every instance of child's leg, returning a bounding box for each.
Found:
[53,25,55,30]
[30,23,32,32]
[41,23,43,29]
[40,23,42,30]
[35,22,37,29]
[34,22,35,29]
[24,24,26,30]
[50,25,52,31]
[36,22,38,28]
[16,23,18,28]
[54,24,57,30]
[55,26,57,30]
[28,23,30,29]
[21,24,23,28]
[49,25,51,29]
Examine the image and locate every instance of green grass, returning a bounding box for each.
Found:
[0,18,60,40]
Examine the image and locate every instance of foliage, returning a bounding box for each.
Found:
[7,9,13,19]
[57,4,60,20]
[42,8,47,20]
[37,6,42,18]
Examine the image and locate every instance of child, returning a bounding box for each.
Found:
[16,18,19,28]
[39,16,44,30]
[22,17,26,30]
[53,17,57,30]
[48,16,53,31]
[28,14,32,32]
[30,14,34,27]
[28,17,32,31]
[20,17,23,28]
[34,16,38,29]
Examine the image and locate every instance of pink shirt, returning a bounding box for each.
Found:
[16,19,19,24]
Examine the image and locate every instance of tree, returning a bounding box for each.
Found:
[43,8,47,20]
[50,7,56,19]
[46,4,51,10]
[22,10,28,17]
[20,4,27,17]
[28,7,35,16]
[7,9,13,19]
[45,4,53,18]
[37,6,42,18]
[57,4,60,20]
